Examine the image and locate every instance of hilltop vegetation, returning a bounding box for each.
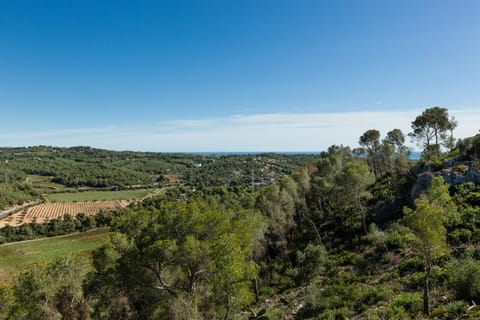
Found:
[0,147,317,210]
[1,107,480,319]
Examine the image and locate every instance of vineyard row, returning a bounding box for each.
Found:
[0,200,129,228]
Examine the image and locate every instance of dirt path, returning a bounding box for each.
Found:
[0,227,110,246]
[140,186,174,201]
[0,199,43,219]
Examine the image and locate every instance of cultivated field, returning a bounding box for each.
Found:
[0,200,129,228]
[0,228,109,285]
[45,189,149,202]
[26,174,70,193]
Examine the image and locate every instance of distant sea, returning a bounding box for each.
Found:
[410,151,422,160]
[190,151,423,160]
[191,151,321,156]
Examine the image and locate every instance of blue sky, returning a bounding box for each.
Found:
[1,0,479,151]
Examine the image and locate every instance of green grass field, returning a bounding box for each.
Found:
[27,174,69,193]
[45,189,150,202]
[0,228,110,284]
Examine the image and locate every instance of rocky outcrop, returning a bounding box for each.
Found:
[437,167,480,185]
[410,172,433,204]
[409,159,480,203]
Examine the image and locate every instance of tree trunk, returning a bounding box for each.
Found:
[423,258,431,315]
[434,127,441,158]
[253,277,259,303]
[361,209,368,235]
[358,197,368,235]
[223,295,231,320]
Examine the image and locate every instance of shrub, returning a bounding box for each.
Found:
[317,306,353,320]
[398,256,425,275]
[448,257,480,303]
[0,285,13,318]
[335,251,363,266]
[301,280,392,318]
[379,269,400,283]
[401,272,424,290]
[389,292,423,315]
[385,223,411,250]
[431,300,468,320]
[429,159,444,171]
[449,228,472,245]
[366,306,412,320]
[471,228,480,244]
[453,164,469,175]
[464,246,480,259]
[266,260,296,291]
[295,244,328,283]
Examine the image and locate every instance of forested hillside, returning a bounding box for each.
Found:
[0,147,317,187]
[0,146,317,210]
[1,107,480,319]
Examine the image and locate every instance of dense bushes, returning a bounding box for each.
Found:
[448,256,480,303]
[0,183,38,210]
[300,274,394,319]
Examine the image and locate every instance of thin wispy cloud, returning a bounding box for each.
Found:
[1,109,479,152]
[0,127,116,140]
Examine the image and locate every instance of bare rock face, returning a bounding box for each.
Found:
[437,167,480,185]
[410,172,433,204]
[409,158,480,204]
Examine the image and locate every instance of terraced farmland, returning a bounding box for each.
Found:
[0,200,129,228]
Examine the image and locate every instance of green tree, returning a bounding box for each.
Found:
[88,201,265,320]
[409,107,450,158]
[385,129,409,171]
[0,285,13,319]
[404,176,454,315]
[335,160,375,235]
[359,129,381,177]
[385,129,406,153]
[295,244,328,283]
[445,116,458,152]
[318,145,352,177]
[255,184,296,257]
[9,255,90,320]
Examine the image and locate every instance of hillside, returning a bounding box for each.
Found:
[0,146,318,210]
[1,132,480,319]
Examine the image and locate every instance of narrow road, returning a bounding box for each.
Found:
[0,199,43,220]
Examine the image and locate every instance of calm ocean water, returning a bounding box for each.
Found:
[191,151,320,156]
[191,151,423,160]
[409,152,422,160]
